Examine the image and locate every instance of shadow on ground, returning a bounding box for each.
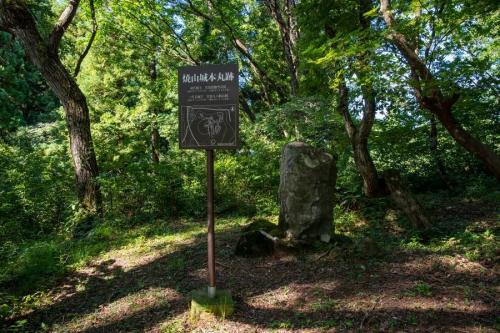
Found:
[10,199,499,332]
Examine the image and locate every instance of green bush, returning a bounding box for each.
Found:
[10,242,64,291]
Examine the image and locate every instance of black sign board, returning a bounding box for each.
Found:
[178,64,239,149]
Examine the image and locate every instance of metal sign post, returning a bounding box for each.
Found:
[178,64,239,299]
[206,149,216,297]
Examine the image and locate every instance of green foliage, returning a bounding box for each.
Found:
[13,242,63,287]
[0,1,498,324]
[0,118,74,251]
[404,282,433,297]
[0,33,58,135]
[311,298,338,312]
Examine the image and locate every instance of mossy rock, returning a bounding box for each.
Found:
[235,230,275,257]
[190,289,234,320]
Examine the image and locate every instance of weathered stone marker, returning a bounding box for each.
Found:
[279,142,337,243]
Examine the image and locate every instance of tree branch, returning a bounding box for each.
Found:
[49,0,81,51]
[184,0,212,21]
[264,0,299,95]
[239,93,255,122]
[337,79,357,140]
[74,0,97,77]
[379,0,435,84]
[185,0,284,102]
[358,86,376,141]
[142,0,199,65]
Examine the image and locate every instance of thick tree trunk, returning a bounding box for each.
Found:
[1,2,102,212]
[63,89,102,212]
[41,57,101,212]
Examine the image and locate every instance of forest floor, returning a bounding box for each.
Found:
[5,195,499,332]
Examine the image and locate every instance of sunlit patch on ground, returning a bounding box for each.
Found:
[53,288,181,332]
[6,205,498,333]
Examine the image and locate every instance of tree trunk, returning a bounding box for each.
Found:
[379,0,500,180]
[149,58,160,164]
[383,170,431,230]
[63,88,102,212]
[189,0,285,103]
[1,2,102,213]
[429,103,500,179]
[41,56,101,212]
[151,125,160,164]
[264,0,299,96]
[337,81,429,229]
[239,93,256,122]
[337,80,386,197]
[353,137,387,197]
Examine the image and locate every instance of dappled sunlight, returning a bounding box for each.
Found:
[4,210,497,332]
[1,0,498,332]
[53,287,181,333]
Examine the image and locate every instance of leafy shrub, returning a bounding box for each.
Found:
[8,242,63,291]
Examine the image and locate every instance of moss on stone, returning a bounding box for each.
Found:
[190,289,234,320]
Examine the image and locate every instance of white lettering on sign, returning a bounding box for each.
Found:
[182,72,235,83]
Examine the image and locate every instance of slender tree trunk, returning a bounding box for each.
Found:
[1,1,102,213]
[329,1,430,230]
[149,58,160,164]
[411,7,452,188]
[337,81,429,229]
[338,81,386,197]
[264,0,299,96]
[189,0,285,103]
[151,124,160,164]
[239,93,256,122]
[429,103,500,178]
[353,136,386,197]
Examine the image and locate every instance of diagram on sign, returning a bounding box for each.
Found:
[180,104,237,147]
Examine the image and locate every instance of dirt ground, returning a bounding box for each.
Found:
[9,200,499,332]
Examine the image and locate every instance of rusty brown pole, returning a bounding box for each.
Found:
[207,149,216,298]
